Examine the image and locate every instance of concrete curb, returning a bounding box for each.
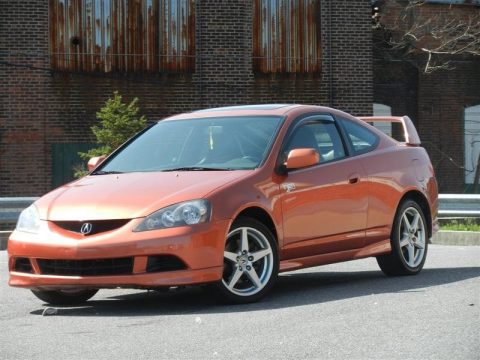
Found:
[431,230,480,246]
[1,230,478,251]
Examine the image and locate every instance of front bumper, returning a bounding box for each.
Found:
[8,218,230,290]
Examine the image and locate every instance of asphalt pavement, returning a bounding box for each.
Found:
[0,245,479,360]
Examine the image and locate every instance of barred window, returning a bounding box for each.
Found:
[253,0,321,73]
[49,0,195,73]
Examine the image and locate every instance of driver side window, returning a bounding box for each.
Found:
[286,122,346,163]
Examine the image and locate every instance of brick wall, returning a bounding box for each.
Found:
[374,1,480,193]
[0,0,50,195]
[417,62,480,193]
[0,0,373,196]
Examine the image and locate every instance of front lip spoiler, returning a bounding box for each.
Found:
[9,266,223,290]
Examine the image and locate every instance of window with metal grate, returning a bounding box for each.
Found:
[49,0,195,73]
[253,0,321,73]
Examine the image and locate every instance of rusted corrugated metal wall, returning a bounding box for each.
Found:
[49,0,195,72]
[253,0,321,73]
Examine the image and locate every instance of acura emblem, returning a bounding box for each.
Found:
[80,222,93,235]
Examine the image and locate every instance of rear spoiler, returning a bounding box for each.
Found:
[358,116,421,146]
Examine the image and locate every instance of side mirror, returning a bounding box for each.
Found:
[87,155,106,172]
[285,148,319,170]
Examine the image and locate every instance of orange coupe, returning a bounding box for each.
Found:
[8,104,438,304]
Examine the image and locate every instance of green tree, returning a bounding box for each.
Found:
[74,91,147,178]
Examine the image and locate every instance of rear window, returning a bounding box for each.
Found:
[340,119,379,154]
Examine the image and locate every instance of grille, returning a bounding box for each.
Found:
[53,219,130,236]
[13,257,33,273]
[146,255,187,273]
[37,257,133,276]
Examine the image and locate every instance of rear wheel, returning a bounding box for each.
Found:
[214,218,279,304]
[377,199,428,276]
[31,289,98,305]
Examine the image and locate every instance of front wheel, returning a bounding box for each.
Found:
[377,199,428,276]
[213,218,279,304]
[31,289,98,305]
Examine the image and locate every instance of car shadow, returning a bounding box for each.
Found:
[29,266,479,317]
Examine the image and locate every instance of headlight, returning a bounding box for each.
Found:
[16,204,41,234]
[133,199,211,232]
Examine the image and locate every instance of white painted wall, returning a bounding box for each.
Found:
[464,105,480,184]
[373,103,392,136]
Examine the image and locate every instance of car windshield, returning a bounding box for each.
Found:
[96,116,283,173]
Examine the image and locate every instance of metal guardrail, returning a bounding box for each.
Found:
[0,194,479,251]
[0,194,478,226]
[0,195,479,225]
[438,194,480,218]
[0,197,38,250]
[0,197,38,224]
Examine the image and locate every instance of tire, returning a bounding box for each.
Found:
[31,289,98,305]
[213,217,279,304]
[377,199,428,276]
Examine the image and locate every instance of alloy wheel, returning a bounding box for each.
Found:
[398,206,426,268]
[222,226,274,297]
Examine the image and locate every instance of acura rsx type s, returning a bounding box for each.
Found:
[8,104,438,305]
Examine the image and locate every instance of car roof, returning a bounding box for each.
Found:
[161,104,349,121]
[159,104,398,149]
[194,104,295,112]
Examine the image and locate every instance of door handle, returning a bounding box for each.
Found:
[348,174,360,184]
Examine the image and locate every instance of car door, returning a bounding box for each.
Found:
[279,115,368,259]
[338,117,391,247]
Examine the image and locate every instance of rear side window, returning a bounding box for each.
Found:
[340,119,379,154]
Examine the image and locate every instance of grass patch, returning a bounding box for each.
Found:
[441,219,480,232]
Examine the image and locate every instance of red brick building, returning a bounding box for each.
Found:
[373,0,480,193]
[1,0,479,196]
[0,0,373,196]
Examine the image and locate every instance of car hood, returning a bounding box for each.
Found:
[36,171,250,221]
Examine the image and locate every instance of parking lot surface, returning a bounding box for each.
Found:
[1,245,479,360]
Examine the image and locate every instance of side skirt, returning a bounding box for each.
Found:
[279,239,391,273]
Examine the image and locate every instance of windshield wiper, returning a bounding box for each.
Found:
[91,170,124,175]
[162,167,233,172]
